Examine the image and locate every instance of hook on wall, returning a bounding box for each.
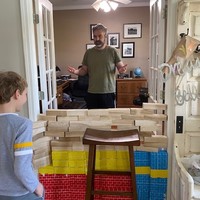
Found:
[180,28,189,38]
[195,44,200,53]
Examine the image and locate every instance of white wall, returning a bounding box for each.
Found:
[0,0,28,117]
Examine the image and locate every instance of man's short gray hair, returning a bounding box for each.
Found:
[93,23,107,34]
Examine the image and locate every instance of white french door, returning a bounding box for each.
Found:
[149,0,166,103]
[176,1,200,136]
[35,0,57,113]
[20,0,57,120]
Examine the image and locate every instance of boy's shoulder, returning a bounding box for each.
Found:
[0,113,31,125]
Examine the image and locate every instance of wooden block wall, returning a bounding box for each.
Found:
[33,103,168,170]
[32,121,51,170]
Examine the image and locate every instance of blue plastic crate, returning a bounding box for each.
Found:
[134,151,150,167]
[150,184,167,193]
[150,177,167,185]
[149,191,166,200]
[136,174,150,185]
[137,186,149,200]
[136,175,150,200]
[150,150,168,169]
[149,178,167,200]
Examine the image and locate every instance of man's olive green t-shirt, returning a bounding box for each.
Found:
[82,46,121,94]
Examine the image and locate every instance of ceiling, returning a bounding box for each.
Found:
[49,0,150,10]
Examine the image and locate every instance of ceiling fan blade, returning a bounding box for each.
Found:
[112,0,132,4]
[91,0,102,11]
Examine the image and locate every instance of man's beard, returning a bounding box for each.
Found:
[95,40,105,48]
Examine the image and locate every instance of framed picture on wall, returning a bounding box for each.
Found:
[123,23,142,38]
[122,42,135,58]
[86,43,95,50]
[90,24,97,40]
[107,33,120,48]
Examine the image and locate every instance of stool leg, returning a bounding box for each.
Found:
[85,144,96,200]
[129,146,137,200]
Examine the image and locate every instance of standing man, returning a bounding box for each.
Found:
[68,23,127,109]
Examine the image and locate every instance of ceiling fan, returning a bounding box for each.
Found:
[92,0,132,12]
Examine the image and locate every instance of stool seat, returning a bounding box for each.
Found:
[83,128,140,200]
[83,128,140,146]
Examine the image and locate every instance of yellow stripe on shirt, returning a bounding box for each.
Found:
[14,142,33,149]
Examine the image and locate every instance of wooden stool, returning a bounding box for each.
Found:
[83,128,140,200]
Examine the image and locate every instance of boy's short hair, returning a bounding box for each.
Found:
[93,23,107,34]
[0,71,28,104]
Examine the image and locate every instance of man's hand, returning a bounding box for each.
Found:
[118,64,127,74]
[67,66,79,75]
[68,65,88,76]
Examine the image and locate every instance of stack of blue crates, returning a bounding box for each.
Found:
[134,150,168,200]
[149,150,168,200]
[135,151,150,200]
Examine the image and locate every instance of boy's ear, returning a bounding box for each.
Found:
[14,89,20,99]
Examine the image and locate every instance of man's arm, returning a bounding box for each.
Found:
[67,65,88,76]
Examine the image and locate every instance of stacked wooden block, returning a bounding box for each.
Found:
[32,121,51,170]
[43,103,167,145]
[32,103,168,171]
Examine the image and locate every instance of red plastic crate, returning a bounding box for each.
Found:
[39,174,133,200]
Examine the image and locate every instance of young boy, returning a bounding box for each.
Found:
[0,71,44,200]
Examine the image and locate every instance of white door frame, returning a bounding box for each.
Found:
[165,0,180,199]
[20,0,39,121]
